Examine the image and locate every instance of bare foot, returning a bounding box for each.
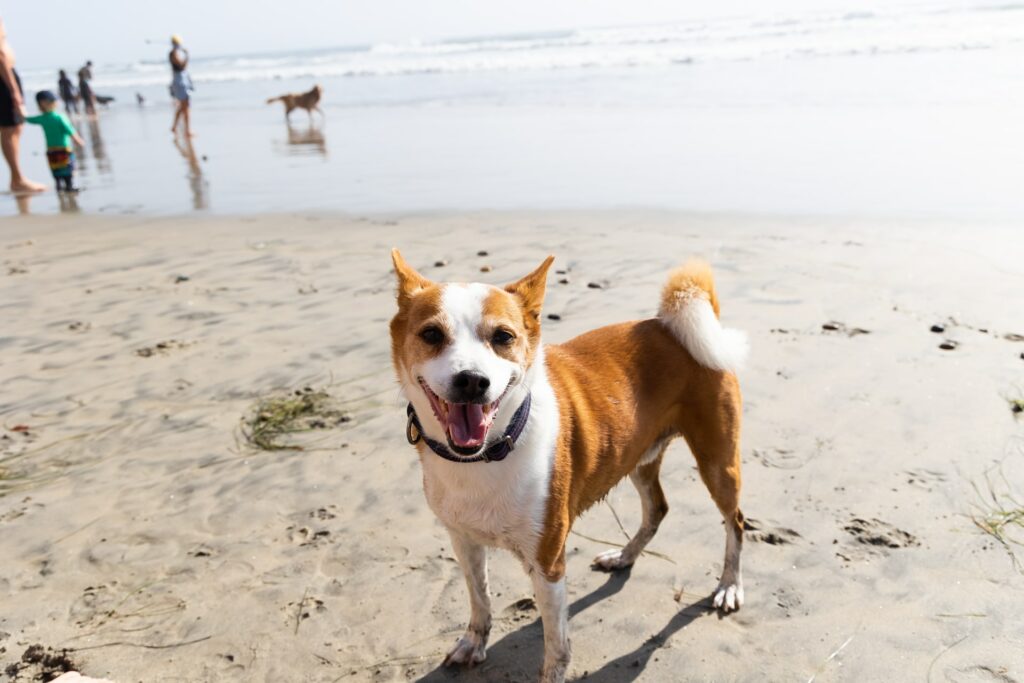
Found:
[10,178,46,194]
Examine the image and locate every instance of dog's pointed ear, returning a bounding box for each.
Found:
[505,256,554,321]
[391,248,432,307]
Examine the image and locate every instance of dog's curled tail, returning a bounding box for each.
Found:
[658,260,748,373]
[266,96,281,104]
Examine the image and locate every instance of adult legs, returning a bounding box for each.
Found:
[1,125,44,193]
[181,100,192,137]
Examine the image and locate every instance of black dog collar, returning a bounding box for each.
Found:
[406,393,532,464]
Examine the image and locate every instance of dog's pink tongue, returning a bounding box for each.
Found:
[447,403,488,448]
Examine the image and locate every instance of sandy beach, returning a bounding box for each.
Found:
[1,210,1021,681]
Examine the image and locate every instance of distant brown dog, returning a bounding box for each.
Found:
[266,84,323,122]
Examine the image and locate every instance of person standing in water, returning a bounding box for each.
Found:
[169,35,194,137]
[0,16,45,194]
[78,61,95,115]
[58,70,77,114]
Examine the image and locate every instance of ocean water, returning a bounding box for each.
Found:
[6,2,1024,218]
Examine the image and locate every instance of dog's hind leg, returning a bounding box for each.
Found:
[443,529,491,667]
[591,440,671,571]
[678,373,744,612]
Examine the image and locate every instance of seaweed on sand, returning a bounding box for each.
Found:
[240,386,351,451]
[970,467,1024,574]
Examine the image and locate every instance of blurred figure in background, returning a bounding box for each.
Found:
[78,60,95,116]
[169,35,194,137]
[58,70,78,114]
[0,15,44,193]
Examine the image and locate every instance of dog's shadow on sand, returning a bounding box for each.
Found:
[416,567,713,682]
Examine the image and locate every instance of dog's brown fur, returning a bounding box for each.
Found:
[266,84,323,121]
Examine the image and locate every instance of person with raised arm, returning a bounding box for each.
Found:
[169,35,194,137]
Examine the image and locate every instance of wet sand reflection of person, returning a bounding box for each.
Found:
[86,116,110,174]
[286,121,327,157]
[173,135,207,210]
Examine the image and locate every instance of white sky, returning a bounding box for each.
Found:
[6,0,920,69]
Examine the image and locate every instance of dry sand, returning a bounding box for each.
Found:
[1,211,1022,682]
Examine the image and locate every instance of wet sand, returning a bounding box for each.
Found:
[1,211,1022,681]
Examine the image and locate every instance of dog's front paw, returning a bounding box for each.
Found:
[712,581,744,612]
[443,631,487,667]
[591,548,635,571]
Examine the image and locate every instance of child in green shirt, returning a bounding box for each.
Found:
[25,90,84,193]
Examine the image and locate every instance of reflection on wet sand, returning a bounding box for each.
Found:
[87,118,112,175]
[13,190,79,215]
[173,136,209,210]
[284,123,327,157]
[58,192,81,213]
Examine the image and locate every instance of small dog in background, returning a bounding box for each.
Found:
[266,84,323,123]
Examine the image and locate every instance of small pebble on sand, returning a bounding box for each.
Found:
[587,282,604,289]
[434,260,447,267]
[547,314,561,321]
[480,265,492,273]
[477,250,489,257]
[558,277,570,284]
[939,340,958,350]
[929,323,945,333]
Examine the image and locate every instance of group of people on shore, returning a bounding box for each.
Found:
[57,61,99,116]
[2,15,195,200]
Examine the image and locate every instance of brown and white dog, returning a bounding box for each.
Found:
[389,251,747,683]
[266,84,323,122]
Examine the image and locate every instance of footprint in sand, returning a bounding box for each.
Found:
[744,518,802,545]
[134,340,192,357]
[286,524,331,547]
[843,518,919,549]
[904,468,948,491]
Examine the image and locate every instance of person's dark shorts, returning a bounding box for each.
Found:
[0,69,25,127]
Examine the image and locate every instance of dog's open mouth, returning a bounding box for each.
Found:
[418,378,502,454]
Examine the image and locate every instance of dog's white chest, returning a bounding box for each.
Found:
[421,457,546,553]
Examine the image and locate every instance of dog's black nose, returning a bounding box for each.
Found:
[451,371,490,402]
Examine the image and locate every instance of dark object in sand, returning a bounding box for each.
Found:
[930,323,945,333]
[822,321,870,337]
[939,340,958,351]
[135,340,188,357]
[1006,333,1024,342]
[844,518,919,548]
[477,250,488,257]
[4,644,79,680]
[174,275,190,283]
[1020,352,1024,360]
[587,281,604,289]
[1011,400,1023,415]
[480,265,492,273]
[434,260,447,267]
[558,277,570,284]
[546,313,561,321]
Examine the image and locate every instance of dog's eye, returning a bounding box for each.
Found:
[491,329,515,346]
[419,326,445,346]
